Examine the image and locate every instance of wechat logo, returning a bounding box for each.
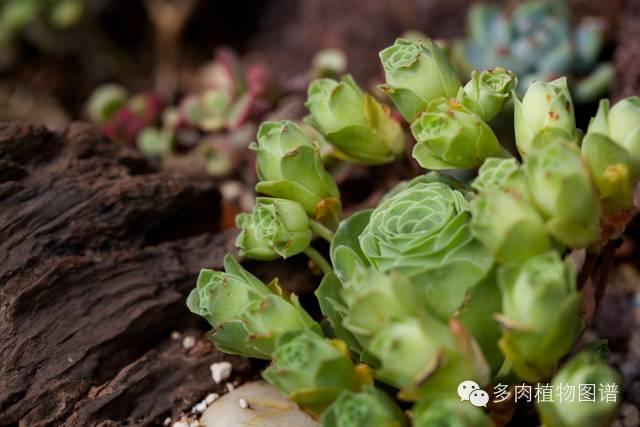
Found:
[458,380,490,407]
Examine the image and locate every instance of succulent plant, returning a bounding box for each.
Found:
[252,120,342,228]
[186,254,320,359]
[305,75,405,165]
[458,67,518,122]
[0,0,83,45]
[359,173,494,318]
[322,385,407,427]
[379,38,461,122]
[186,35,630,426]
[582,97,640,213]
[263,329,372,417]
[412,399,495,427]
[452,0,612,102]
[235,197,312,261]
[537,352,622,427]
[411,97,508,169]
[496,251,582,382]
[524,129,600,248]
[513,77,577,158]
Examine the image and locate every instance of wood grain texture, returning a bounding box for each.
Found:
[0,122,253,426]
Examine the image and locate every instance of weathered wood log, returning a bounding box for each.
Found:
[0,122,254,426]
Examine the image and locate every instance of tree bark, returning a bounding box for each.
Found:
[0,122,253,426]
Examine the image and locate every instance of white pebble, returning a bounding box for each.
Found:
[205,393,219,404]
[192,401,207,414]
[163,417,172,426]
[182,336,195,349]
[239,398,249,409]
[220,181,244,201]
[171,331,181,340]
[210,361,233,384]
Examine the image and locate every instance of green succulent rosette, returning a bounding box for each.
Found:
[458,67,518,122]
[411,98,509,170]
[582,97,640,213]
[186,255,320,359]
[412,399,495,427]
[537,352,622,427]
[471,157,528,195]
[514,77,577,158]
[252,120,342,227]
[263,329,372,417]
[235,197,312,260]
[136,127,174,158]
[379,38,461,122]
[525,129,600,248]
[340,268,422,350]
[453,1,610,102]
[305,75,405,165]
[87,83,128,124]
[322,385,407,427]
[496,251,582,382]
[367,316,490,402]
[359,173,494,318]
[470,188,552,264]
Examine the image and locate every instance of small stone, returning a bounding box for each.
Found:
[220,181,243,201]
[171,331,181,340]
[192,401,207,414]
[182,336,196,349]
[210,361,233,384]
[200,381,319,427]
[205,393,219,405]
[163,417,172,426]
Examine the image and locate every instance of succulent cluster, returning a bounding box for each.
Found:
[452,0,613,102]
[188,36,636,426]
[0,0,83,45]
[87,48,277,176]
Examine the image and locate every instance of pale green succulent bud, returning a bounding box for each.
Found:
[359,173,494,319]
[305,75,405,165]
[496,251,582,382]
[341,268,422,349]
[263,330,371,417]
[411,98,508,170]
[235,198,312,260]
[186,255,319,359]
[582,97,640,213]
[585,97,640,176]
[525,130,600,248]
[87,83,128,124]
[322,385,407,427]
[471,157,528,196]
[368,317,489,401]
[186,255,269,330]
[602,97,640,165]
[136,127,174,158]
[470,189,552,264]
[537,352,621,427]
[252,120,342,227]
[459,67,518,122]
[412,399,495,427]
[514,77,576,158]
[379,38,461,122]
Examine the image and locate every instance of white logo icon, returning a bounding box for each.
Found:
[457,380,480,401]
[469,389,490,407]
